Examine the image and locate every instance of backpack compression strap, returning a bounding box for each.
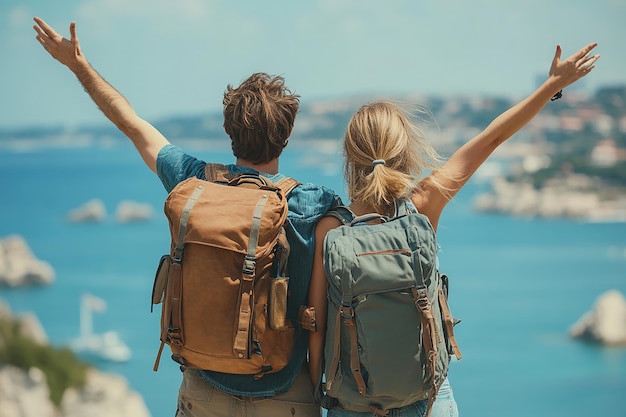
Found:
[406,221,444,417]
[163,183,205,355]
[411,285,440,417]
[340,275,368,396]
[153,183,204,372]
[324,206,369,398]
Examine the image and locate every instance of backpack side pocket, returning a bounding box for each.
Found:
[269,277,289,330]
[151,254,170,312]
[438,274,462,360]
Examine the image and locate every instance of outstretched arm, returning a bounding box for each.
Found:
[33,17,169,173]
[414,42,600,230]
[308,217,339,385]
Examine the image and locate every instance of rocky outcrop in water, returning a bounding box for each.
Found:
[0,235,54,287]
[570,290,626,346]
[115,200,153,222]
[67,199,106,223]
[67,199,153,223]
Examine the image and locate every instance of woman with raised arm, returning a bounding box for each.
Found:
[309,42,600,417]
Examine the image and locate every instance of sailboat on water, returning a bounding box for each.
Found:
[69,293,132,362]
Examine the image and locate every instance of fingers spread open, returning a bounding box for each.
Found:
[575,42,598,60]
[583,55,600,72]
[33,17,59,39]
[34,25,50,50]
[33,16,66,46]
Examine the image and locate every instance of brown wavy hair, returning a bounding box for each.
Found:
[223,73,300,164]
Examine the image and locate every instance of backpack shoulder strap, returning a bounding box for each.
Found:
[391,199,418,218]
[205,163,300,196]
[274,177,300,197]
[325,206,355,226]
[327,203,411,226]
[204,163,231,183]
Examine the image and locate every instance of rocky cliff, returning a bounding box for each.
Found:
[0,235,54,287]
[0,302,151,417]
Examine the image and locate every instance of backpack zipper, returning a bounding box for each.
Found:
[356,249,412,257]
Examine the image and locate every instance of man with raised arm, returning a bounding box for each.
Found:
[34,16,341,417]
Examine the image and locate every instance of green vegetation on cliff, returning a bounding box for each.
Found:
[0,317,88,406]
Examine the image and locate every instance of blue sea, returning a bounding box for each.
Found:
[1,141,625,417]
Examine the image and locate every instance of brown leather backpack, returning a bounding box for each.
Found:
[151,163,299,378]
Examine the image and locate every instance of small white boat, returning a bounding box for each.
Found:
[69,293,131,362]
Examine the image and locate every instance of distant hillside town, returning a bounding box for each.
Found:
[2,85,625,221]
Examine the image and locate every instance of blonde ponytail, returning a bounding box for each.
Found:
[343,101,442,214]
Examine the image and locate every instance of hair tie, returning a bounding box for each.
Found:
[372,159,386,167]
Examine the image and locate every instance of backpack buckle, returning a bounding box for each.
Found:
[242,256,256,276]
[412,286,431,311]
[172,247,184,264]
[168,327,183,346]
[340,304,354,319]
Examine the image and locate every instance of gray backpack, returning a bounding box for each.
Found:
[322,203,462,416]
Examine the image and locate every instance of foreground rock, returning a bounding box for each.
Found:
[570,290,626,346]
[0,235,54,287]
[0,366,56,417]
[0,302,151,417]
[60,369,150,417]
[0,366,151,417]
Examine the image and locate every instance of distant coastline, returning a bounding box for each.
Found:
[473,176,626,223]
[2,87,625,223]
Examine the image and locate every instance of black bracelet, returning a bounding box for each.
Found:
[550,90,563,101]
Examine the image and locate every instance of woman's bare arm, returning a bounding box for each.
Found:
[414,42,600,230]
[308,217,342,385]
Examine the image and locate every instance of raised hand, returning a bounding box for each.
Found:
[549,43,600,89]
[33,17,85,71]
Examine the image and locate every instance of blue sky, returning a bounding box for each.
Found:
[2,0,625,128]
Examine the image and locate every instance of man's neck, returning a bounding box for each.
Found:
[235,158,279,175]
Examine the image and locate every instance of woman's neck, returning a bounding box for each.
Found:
[348,200,397,225]
[349,200,392,217]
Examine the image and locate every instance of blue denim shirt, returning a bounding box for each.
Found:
[156,144,342,396]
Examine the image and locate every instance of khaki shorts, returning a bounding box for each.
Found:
[175,368,321,417]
